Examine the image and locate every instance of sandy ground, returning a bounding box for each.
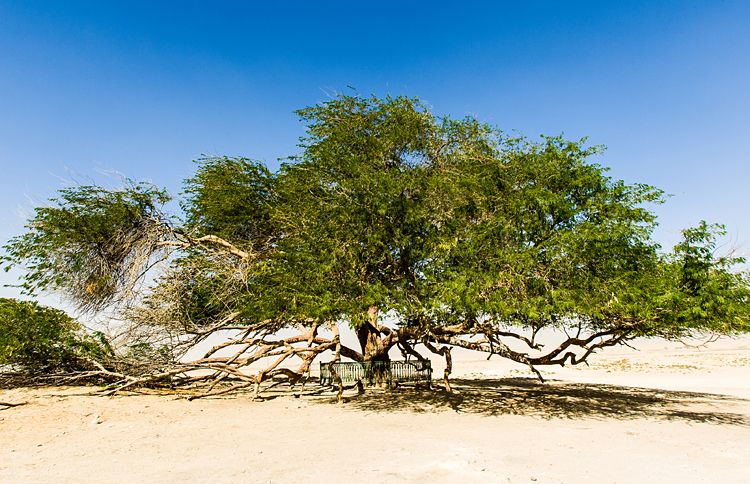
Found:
[2,336,750,483]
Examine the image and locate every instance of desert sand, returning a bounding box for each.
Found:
[2,336,750,483]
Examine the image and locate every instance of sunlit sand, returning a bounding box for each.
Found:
[3,335,749,483]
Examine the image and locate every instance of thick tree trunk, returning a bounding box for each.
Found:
[356,306,390,362]
[356,306,392,388]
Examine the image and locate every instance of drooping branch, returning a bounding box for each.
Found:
[492,329,543,350]
[430,333,546,382]
[527,330,633,366]
[396,335,430,364]
[420,324,636,383]
[423,338,453,392]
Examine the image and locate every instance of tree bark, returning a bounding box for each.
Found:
[356,306,390,362]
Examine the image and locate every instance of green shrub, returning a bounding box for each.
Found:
[0,298,110,371]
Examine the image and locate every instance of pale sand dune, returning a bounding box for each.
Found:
[2,336,750,483]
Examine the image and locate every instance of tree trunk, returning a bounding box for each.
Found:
[356,306,390,362]
[356,306,391,388]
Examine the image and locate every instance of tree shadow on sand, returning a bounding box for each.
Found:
[314,378,750,426]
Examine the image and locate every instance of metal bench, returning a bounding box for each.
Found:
[319,360,432,387]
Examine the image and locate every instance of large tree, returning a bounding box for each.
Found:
[3,94,749,396]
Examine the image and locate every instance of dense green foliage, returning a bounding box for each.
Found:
[0,298,110,371]
[263,96,747,340]
[182,156,275,245]
[2,94,749,374]
[275,97,665,328]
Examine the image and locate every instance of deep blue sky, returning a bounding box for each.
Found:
[1,1,749,302]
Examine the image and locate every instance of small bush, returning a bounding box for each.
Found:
[0,298,111,371]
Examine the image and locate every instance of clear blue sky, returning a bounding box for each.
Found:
[1,0,749,303]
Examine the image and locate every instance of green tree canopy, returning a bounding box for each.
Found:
[2,94,749,394]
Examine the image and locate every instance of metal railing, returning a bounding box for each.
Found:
[319,360,432,386]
